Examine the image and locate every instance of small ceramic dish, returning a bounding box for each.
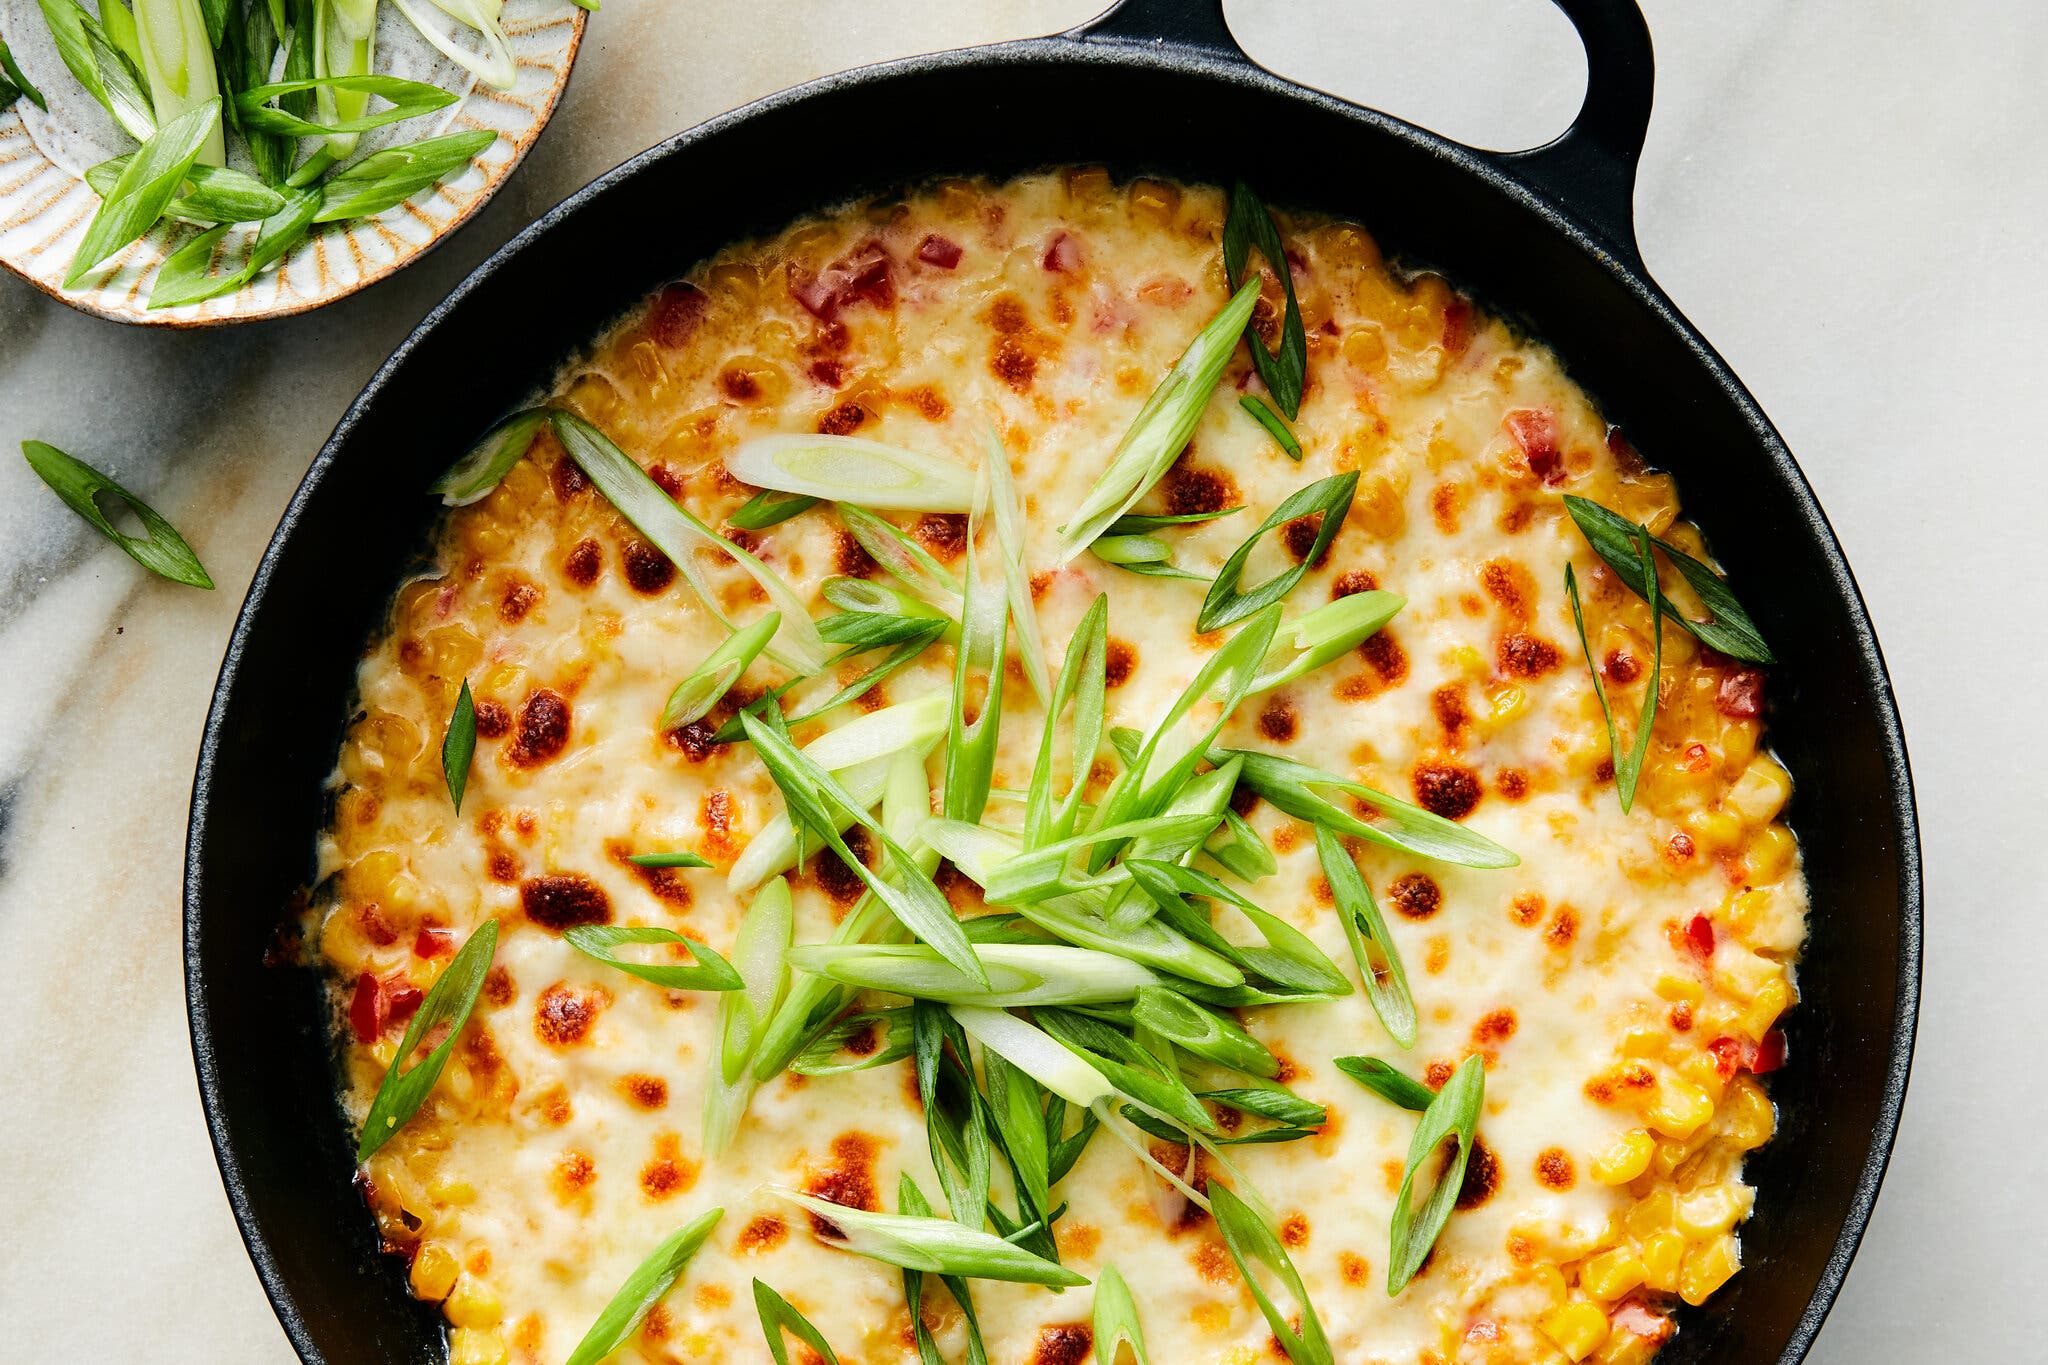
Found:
[0,0,584,326]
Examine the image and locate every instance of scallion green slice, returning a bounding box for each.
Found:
[985,429,1050,702]
[770,1188,1087,1287]
[1131,985,1276,1077]
[1566,539,1664,813]
[356,919,497,1160]
[789,942,1159,1007]
[726,433,976,511]
[1217,747,1519,869]
[1093,1263,1151,1365]
[1250,589,1405,693]
[22,440,213,588]
[730,490,819,530]
[627,850,712,870]
[562,1207,724,1365]
[63,97,219,286]
[1333,1055,1436,1112]
[1223,183,1308,419]
[1239,394,1302,460]
[949,1004,1114,1109]
[1196,472,1357,633]
[430,408,547,506]
[564,925,743,993]
[1387,1055,1485,1295]
[1211,1183,1333,1364]
[753,1279,841,1365]
[441,679,475,813]
[660,611,780,731]
[1315,824,1416,1047]
[1563,494,1772,664]
[838,504,963,605]
[944,461,1008,824]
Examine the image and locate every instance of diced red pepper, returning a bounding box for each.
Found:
[1686,913,1716,959]
[348,973,383,1044]
[385,984,424,1030]
[1041,230,1082,274]
[791,242,896,319]
[649,282,707,348]
[1752,1028,1788,1074]
[1504,407,1562,484]
[1707,1035,1749,1077]
[1682,742,1713,774]
[414,928,454,959]
[1717,668,1767,719]
[916,234,963,269]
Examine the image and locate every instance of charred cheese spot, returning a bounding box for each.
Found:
[1497,631,1561,678]
[913,513,968,561]
[1162,458,1238,516]
[1104,639,1137,687]
[563,537,602,586]
[618,1074,668,1109]
[1258,695,1298,742]
[1030,1324,1093,1365]
[534,982,605,1046]
[508,690,571,767]
[734,1214,787,1254]
[1455,1137,1502,1209]
[833,531,878,578]
[1535,1147,1575,1190]
[1389,872,1442,920]
[622,539,676,594]
[474,700,511,739]
[519,874,611,931]
[1411,761,1482,820]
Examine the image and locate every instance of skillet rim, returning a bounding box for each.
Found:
[184,28,1923,1365]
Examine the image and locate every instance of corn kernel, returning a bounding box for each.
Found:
[1724,1077,1776,1150]
[1639,1233,1684,1293]
[1593,1130,1655,1185]
[1578,1248,1645,1300]
[1740,977,1794,1041]
[1594,1325,1661,1365]
[1539,1301,1609,1361]
[448,1328,509,1365]
[1530,1261,1569,1305]
[1677,1184,1752,1238]
[1679,1234,1741,1305]
[1727,888,1773,935]
[1128,178,1181,224]
[1678,1052,1727,1102]
[410,1242,460,1301]
[429,1175,478,1205]
[1342,326,1388,371]
[1618,1025,1665,1058]
[1652,1129,1713,1179]
[1654,974,1704,1004]
[1624,1190,1673,1240]
[1726,756,1791,824]
[444,1275,502,1329]
[1746,824,1798,883]
[1685,806,1742,852]
[1644,1076,1714,1140]
[1447,644,1485,676]
[1720,718,1760,770]
[1488,684,1528,727]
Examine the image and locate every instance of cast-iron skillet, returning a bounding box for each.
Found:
[186,1,1922,1361]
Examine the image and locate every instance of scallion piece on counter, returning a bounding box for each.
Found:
[441,679,475,813]
[430,408,548,506]
[563,925,743,993]
[753,1279,841,1365]
[1056,280,1260,562]
[726,433,977,511]
[1222,182,1308,419]
[22,440,213,588]
[562,1207,725,1365]
[1565,524,1664,813]
[1387,1055,1485,1295]
[1211,1183,1334,1364]
[1315,825,1416,1047]
[769,1188,1088,1287]
[357,918,498,1160]
[1334,1055,1436,1112]
[1239,394,1302,460]
[1196,471,1357,632]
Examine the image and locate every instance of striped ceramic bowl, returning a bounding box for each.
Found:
[0,0,584,326]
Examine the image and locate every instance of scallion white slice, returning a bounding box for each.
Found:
[838,504,963,606]
[789,942,1159,1007]
[1316,824,1417,1047]
[1093,1263,1151,1365]
[770,1187,1088,1287]
[984,429,1050,704]
[1056,280,1259,562]
[660,611,780,731]
[949,1005,1114,1108]
[1250,590,1405,693]
[727,433,976,511]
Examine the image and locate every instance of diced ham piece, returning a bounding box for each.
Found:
[1442,297,1474,353]
[1717,668,1767,719]
[1504,407,1563,484]
[791,241,896,320]
[414,928,454,959]
[1611,1302,1674,1343]
[916,234,963,269]
[1686,913,1717,959]
[349,972,425,1044]
[1042,230,1083,273]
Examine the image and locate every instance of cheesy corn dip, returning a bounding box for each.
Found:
[310,171,1806,1365]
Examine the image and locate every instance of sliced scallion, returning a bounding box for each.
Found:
[1223,182,1308,419]
[357,919,497,1160]
[1333,1055,1436,1112]
[1564,494,1771,664]
[1211,1183,1333,1364]
[753,1279,841,1365]
[1217,747,1519,869]
[985,429,1051,702]
[838,503,963,605]
[731,490,819,530]
[564,925,743,993]
[63,97,220,286]
[660,611,780,731]
[21,440,213,588]
[430,408,547,506]
[628,850,711,869]
[562,1207,724,1365]
[1196,472,1357,633]
[1387,1055,1484,1295]
[727,433,975,511]
[1239,394,1302,460]
[790,942,1159,1007]
[1092,1263,1150,1365]
[441,679,475,813]
[770,1187,1087,1287]
[1566,536,1663,813]
[1250,589,1404,693]
[1315,824,1416,1047]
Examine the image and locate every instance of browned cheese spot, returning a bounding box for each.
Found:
[534,982,605,1046]
[1472,1008,1518,1048]
[1280,1213,1311,1248]
[1105,639,1137,688]
[618,1074,668,1109]
[1431,684,1469,738]
[640,1306,671,1345]
[554,1149,597,1200]
[1030,1324,1093,1365]
[1497,632,1561,678]
[817,400,869,435]
[1258,695,1298,742]
[1282,513,1331,568]
[665,719,720,761]
[900,385,949,421]
[1424,1059,1456,1090]
[509,689,572,767]
[1670,1001,1695,1032]
[648,465,686,500]
[520,874,611,931]
[498,577,540,624]
[482,967,516,1008]
[803,1132,883,1236]
[1545,905,1581,950]
[1389,872,1442,920]
[913,513,968,561]
[1455,1136,1502,1209]
[1535,1147,1576,1191]
[474,700,511,739]
[1496,768,1530,801]
[735,1214,788,1255]
[550,445,590,501]
[1479,559,1534,622]
[1430,482,1464,534]
[833,531,878,578]
[1411,761,1482,820]
[564,537,602,586]
[640,1132,697,1200]
[1339,1251,1371,1286]
[1331,569,1378,598]
[1360,631,1408,684]
[1162,456,1238,517]
[1192,1240,1236,1284]
[1603,647,1643,685]
[1509,891,1546,927]
[813,843,868,908]
[993,337,1038,391]
[622,538,677,594]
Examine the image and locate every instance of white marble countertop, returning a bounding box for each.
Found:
[1,1,2040,1359]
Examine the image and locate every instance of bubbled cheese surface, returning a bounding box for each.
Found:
[313,172,1807,1365]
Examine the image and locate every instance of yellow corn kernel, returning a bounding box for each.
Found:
[1593,1130,1655,1185]
[1726,888,1774,935]
[429,1175,478,1205]
[1624,1190,1674,1241]
[1652,1127,1714,1179]
[1618,1025,1665,1059]
[1654,974,1704,1005]
[1594,1325,1661,1365]
[1644,1076,1714,1140]
[1746,824,1797,883]
[1740,977,1794,1041]
[1726,756,1792,824]
[1342,326,1388,371]
[1724,1077,1776,1150]
[1719,718,1760,771]
[1128,178,1181,224]
[1578,1248,1645,1300]
[1538,1302,1609,1361]
[1639,1232,1684,1293]
[410,1242,460,1301]
[1677,1184,1752,1239]
[1530,1261,1569,1305]
[1446,644,1485,677]
[422,625,484,682]
[1487,684,1529,728]
[1678,1052,1728,1103]
[448,1328,509,1365]
[1685,805,1742,852]
[1679,1234,1741,1305]
[444,1275,502,1329]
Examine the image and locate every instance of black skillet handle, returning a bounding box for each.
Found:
[1073,0,1655,270]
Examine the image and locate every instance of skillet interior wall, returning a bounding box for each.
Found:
[190,41,1911,1365]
